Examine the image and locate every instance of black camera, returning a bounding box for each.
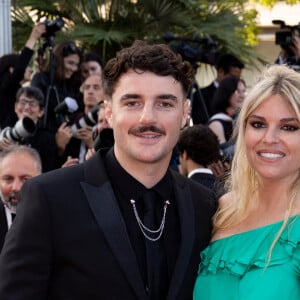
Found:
[42,16,65,40]
[70,104,100,136]
[273,20,300,47]
[54,97,79,125]
[164,32,218,66]
[0,117,36,143]
[275,31,294,46]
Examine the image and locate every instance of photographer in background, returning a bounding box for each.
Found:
[199,54,244,119]
[31,40,83,133]
[0,87,57,172]
[0,22,46,129]
[275,44,298,65]
[273,20,300,69]
[84,101,113,161]
[58,74,104,167]
[81,52,104,80]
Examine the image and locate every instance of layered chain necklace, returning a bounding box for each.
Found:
[130,199,170,242]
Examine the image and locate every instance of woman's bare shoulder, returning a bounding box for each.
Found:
[218,192,233,209]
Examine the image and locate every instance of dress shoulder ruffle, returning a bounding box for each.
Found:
[198,215,300,277]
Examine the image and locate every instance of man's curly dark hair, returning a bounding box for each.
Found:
[177,124,220,167]
[103,40,194,98]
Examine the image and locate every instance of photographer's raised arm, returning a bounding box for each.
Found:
[25,23,46,50]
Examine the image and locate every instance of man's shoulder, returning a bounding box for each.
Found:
[30,151,106,187]
[32,163,85,186]
[171,169,214,196]
[171,170,218,220]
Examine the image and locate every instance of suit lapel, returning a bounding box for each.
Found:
[81,154,147,300]
[81,153,195,299]
[167,173,195,300]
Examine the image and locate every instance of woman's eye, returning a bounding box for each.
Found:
[250,121,264,128]
[282,125,299,131]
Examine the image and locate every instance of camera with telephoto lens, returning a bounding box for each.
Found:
[272,20,300,71]
[273,20,300,47]
[70,104,100,136]
[0,117,36,143]
[54,97,79,124]
[42,16,65,40]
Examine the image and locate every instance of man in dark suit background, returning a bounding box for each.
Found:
[0,145,41,253]
[177,124,221,194]
[0,40,216,300]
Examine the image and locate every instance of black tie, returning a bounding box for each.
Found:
[11,212,16,221]
[143,190,167,300]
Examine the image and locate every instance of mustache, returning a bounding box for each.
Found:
[129,125,165,135]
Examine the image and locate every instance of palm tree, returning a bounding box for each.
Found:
[12,0,262,66]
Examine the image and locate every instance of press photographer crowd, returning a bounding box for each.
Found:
[1,17,299,179]
[0,20,108,172]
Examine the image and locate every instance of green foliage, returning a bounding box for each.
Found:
[255,0,300,7]
[11,7,35,50]
[11,0,290,67]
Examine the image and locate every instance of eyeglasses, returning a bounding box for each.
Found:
[17,99,40,108]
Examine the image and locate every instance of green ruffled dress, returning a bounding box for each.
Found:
[193,215,300,300]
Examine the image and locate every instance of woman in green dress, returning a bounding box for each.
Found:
[194,64,300,300]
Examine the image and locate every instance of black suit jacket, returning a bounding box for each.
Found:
[0,151,216,300]
[190,172,217,193]
[0,202,8,253]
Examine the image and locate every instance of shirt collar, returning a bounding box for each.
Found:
[104,148,173,202]
[4,205,14,228]
[188,168,213,178]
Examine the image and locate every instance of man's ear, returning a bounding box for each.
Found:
[181,99,190,128]
[104,100,113,127]
[182,150,189,161]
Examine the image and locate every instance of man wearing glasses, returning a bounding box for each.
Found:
[0,86,57,172]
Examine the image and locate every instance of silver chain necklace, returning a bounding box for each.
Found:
[130,199,170,242]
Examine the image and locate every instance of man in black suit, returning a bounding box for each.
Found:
[177,124,220,194]
[0,145,41,252]
[0,40,216,300]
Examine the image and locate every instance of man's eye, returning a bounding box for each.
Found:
[2,178,12,183]
[157,101,173,108]
[126,101,139,107]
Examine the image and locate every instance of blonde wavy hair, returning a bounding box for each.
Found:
[214,64,300,233]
